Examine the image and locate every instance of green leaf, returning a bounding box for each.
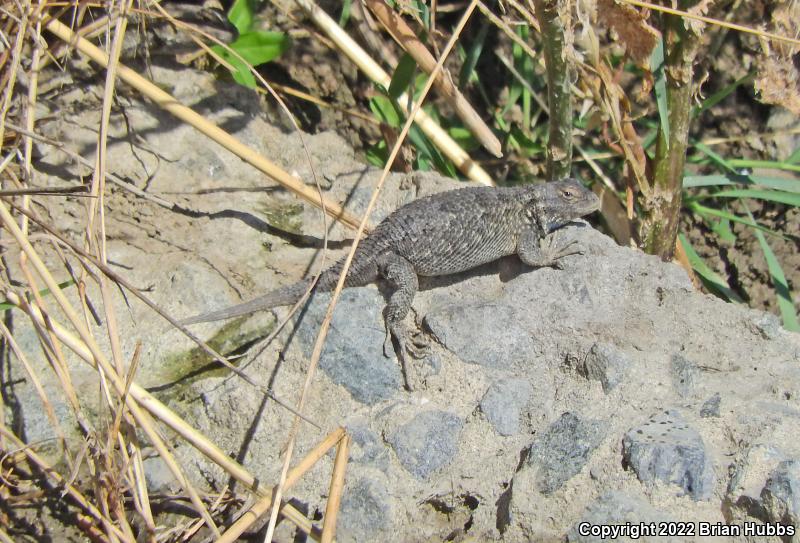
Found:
[745,208,800,331]
[408,125,457,178]
[228,0,258,33]
[509,125,543,158]
[709,217,736,244]
[679,234,743,303]
[459,21,489,88]
[365,140,389,167]
[212,31,289,88]
[726,158,800,173]
[223,31,288,66]
[339,0,352,27]
[692,142,738,174]
[687,202,779,237]
[388,54,417,101]
[369,95,401,128]
[650,38,669,143]
[786,145,800,165]
[702,188,800,207]
[0,280,76,311]
[447,126,479,152]
[683,174,800,193]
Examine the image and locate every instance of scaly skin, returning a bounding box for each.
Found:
[183,178,601,389]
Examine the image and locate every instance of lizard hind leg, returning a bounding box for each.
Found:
[377,253,429,390]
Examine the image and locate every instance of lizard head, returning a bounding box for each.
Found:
[537,178,601,233]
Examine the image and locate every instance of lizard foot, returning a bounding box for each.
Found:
[539,236,584,269]
[384,322,431,391]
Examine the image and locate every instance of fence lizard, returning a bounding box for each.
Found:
[183,178,601,388]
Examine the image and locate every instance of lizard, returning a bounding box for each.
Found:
[183,177,601,388]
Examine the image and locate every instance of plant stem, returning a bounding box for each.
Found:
[641,11,703,259]
[532,0,574,180]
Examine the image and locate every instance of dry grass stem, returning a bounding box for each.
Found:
[0,197,220,535]
[1,285,313,534]
[364,0,502,158]
[7,203,317,427]
[0,425,133,542]
[43,17,363,231]
[295,0,493,185]
[261,2,479,541]
[619,0,800,47]
[217,428,345,542]
[320,433,350,543]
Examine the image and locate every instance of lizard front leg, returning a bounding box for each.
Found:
[517,228,583,268]
[377,252,428,390]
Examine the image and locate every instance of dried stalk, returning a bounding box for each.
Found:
[294,0,493,185]
[262,2,479,540]
[43,17,363,231]
[364,0,502,158]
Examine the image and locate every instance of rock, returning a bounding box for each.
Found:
[142,455,174,493]
[761,460,800,528]
[291,288,403,404]
[568,491,676,542]
[727,444,800,531]
[480,377,533,436]
[338,476,392,542]
[700,393,721,418]
[387,411,463,480]
[424,303,535,369]
[579,342,630,392]
[670,354,698,398]
[519,412,604,495]
[622,409,716,500]
[346,420,390,471]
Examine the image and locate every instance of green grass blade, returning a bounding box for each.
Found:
[744,208,799,331]
[726,158,800,173]
[650,38,669,142]
[786,145,800,165]
[695,188,800,207]
[388,54,417,101]
[687,202,780,237]
[679,234,743,303]
[459,21,489,89]
[1,280,76,311]
[683,174,800,193]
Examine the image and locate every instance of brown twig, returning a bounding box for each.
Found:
[364,0,502,158]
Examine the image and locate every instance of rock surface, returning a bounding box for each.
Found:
[8,58,800,542]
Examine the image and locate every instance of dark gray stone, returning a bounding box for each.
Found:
[424,303,535,369]
[480,377,533,436]
[387,410,463,480]
[568,491,676,542]
[761,460,800,526]
[338,476,392,542]
[670,354,697,398]
[346,421,390,471]
[700,393,721,418]
[727,444,786,521]
[292,288,403,404]
[622,409,716,500]
[580,343,630,392]
[522,412,604,494]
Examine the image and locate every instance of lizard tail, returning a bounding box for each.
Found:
[181,279,313,325]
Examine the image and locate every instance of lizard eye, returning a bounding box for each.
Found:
[561,189,574,199]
